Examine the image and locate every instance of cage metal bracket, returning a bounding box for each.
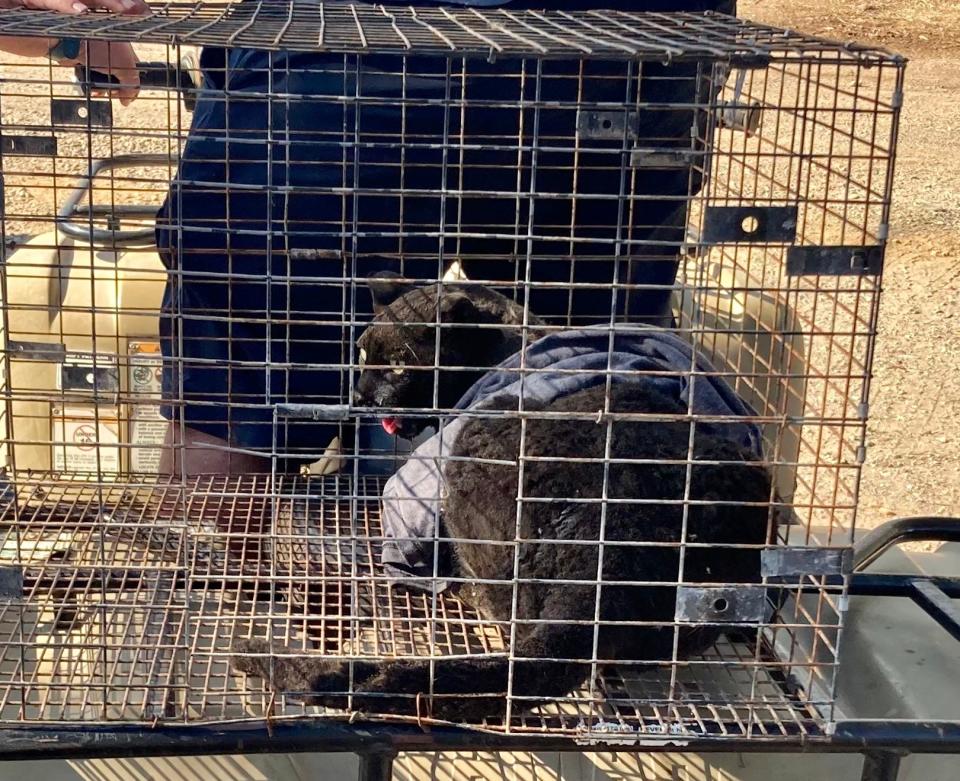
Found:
[275,403,351,421]
[761,547,853,579]
[6,341,66,362]
[50,99,112,128]
[578,110,638,140]
[787,245,885,277]
[675,586,767,623]
[0,135,57,157]
[630,148,705,169]
[59,363,120,394]
[702,205,798,244]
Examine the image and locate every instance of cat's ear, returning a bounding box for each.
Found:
[439,291,481,323]
[367,271,414,315]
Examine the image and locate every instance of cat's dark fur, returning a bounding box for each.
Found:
[233,274,774,723]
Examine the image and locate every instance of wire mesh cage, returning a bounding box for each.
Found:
[0,1,904,746]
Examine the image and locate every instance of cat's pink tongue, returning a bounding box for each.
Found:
[382,417,399,436]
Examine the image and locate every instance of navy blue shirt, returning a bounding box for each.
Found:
[156,0,734,454]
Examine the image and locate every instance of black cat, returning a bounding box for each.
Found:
[233,274,775,723]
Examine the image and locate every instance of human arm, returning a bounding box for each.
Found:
[0,0,149,104]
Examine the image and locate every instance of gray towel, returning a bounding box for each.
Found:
[380,325,763,593]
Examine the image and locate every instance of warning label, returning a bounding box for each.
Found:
[52,406,120,474]
[127,341,166,474]
[128,341,163,397]
[130,405,166,474]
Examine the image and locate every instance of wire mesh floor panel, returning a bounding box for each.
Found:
[0,472,824,738]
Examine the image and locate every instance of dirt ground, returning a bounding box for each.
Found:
[0,0,958,531]
[740,0,960,527]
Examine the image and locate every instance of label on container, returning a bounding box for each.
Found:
[127,341,166,473]
[52,405,120,474]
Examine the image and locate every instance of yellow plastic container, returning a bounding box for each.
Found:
[673,254,806,506]
[1,155,168,475]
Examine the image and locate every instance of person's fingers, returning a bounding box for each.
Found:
[83,0,150,15]
[84,42,141,105]
[112,43,140,105]
[19,0,89,14]
[117,78,139,106]
[17,0,150,14]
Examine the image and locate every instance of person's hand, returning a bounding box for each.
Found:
[0,0,148,103]
[78,39,140,106]
[0,0,149,14]
[0,0,148,104]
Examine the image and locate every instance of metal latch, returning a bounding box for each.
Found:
[577,110,638,140]
[675,586,768,623]
[786,245,885,277]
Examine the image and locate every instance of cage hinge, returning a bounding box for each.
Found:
[786,245,885,277]
[0,567,23,601]
[0,135,57,157]
[717,101,762,135]
[6,341,66,362]
[716,67,762,135]
[275,403,351,421]
[702,205,798,244]
[51,99,112,128]
[761,547,853,579]
[577,110,638,141]
[891,88,904,109]
[629,148,704,169]
[674,586,767,623]
[858,401,869,419]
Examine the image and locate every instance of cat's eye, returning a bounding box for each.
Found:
[390,358,406,376]
[358,348,367,368]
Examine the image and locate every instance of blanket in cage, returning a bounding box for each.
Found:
[379,325,763,593]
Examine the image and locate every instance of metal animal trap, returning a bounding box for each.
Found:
[0,0,908,760]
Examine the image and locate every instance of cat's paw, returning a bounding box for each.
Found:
[230,638,277,678]
[230,639,382,710]
[232,639,340,695]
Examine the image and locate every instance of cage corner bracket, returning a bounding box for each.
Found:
[675,585,767,623]
[787,245,885,277]
[702,205,799,244]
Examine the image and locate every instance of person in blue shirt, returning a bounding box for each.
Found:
[153,0,736,476]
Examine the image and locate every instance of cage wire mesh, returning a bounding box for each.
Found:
[0,1,903,743]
